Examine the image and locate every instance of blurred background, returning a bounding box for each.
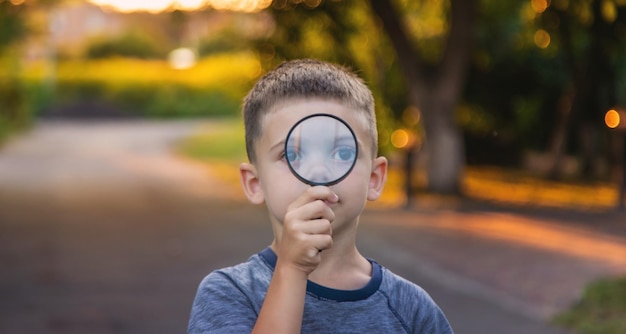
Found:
[1,0,626,333]
[2,0,626,209]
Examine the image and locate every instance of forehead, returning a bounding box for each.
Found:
[259,98,370,147]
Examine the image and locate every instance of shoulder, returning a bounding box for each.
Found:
[378,264,454,334]
[188,253,273,333]
[195,253,273,301]
[379,265,430,301]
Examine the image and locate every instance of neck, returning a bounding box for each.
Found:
[308,225,372,290]
[309,247,371,288]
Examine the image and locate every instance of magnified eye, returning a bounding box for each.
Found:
[333,146,356,162]
[284,148,301,163]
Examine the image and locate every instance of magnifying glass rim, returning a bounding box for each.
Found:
[284,113,359,186]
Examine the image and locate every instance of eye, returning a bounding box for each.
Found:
[333,146,356,162]
[283,148,301,163]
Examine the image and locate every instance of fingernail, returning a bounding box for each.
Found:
[331,193,339,202]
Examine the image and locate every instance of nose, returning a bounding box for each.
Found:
[300,162,333,185]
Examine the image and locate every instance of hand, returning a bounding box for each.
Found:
[276,186,339,276]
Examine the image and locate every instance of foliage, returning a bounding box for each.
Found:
[252,1,408,156]
[85,31,167,59]
[463,0,566,160]
[5,0,626,177]
[533,0,626,177]
[19,52,260,118]
[197,27,249,56]
[0,1,27,53]
[0,0,57,143]
[394,0,450,64]
[554,276,626,334]
[0,72,32,145]
[0,0,60,51]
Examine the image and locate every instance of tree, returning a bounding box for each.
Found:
[256,0,477,196]
[369,0,477,194]
[539,0,626,179]
[253,0,404,144]
[0,0,59,143]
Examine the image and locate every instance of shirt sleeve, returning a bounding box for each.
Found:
[187,271,259,334]
[413,293,454,334]
[380,267,454,334]
[405,285,454,334]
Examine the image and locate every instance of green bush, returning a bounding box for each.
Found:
[86,32,166,59]
[0,75,34,144]
[38,80,241,118]
[106,83,240,118]
[19,53,260,119]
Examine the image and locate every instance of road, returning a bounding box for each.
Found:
[2,120,624,333]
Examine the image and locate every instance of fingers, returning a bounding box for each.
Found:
[283,209,333,250]
[276,186,337,275]
[304,218,333,235]
[285,199,335,226]
[287,186,338,213]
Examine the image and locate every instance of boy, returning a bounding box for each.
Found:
[188,59,453,333]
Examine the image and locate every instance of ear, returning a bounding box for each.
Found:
[367,156,388,201]
[239,162,265,204]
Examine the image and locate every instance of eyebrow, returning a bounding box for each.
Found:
[269,139,286,154]
[334,135,356,145]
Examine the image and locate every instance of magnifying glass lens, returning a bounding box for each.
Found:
[285,114,358,186]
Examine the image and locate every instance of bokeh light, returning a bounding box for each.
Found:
[391,129,410,149]
[601,0,617,23]
[531,0,549,13]
[534,29,551,48]
[402,106,421,127]
[210,0,272,12]
[89,0,175,13]
[87,0,272,13]
[605,109,621,129]
[168,48,197,70]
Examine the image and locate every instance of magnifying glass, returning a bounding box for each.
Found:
[284,113,358,186]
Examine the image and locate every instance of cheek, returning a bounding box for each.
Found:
[335,163,371,201]
[261,165,307,222]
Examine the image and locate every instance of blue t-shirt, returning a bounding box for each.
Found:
[188,247,454,333]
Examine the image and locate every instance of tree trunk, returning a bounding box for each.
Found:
[369,0,475,195]
[420,94,465,194]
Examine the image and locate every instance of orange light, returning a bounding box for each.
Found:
[534,29,551,48]
[391,129,410,149]
[531,0,549,13]
[605,109,621,129]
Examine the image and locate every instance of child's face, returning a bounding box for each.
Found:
[247,98,385,230]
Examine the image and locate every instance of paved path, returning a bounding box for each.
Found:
[1,120,625,333]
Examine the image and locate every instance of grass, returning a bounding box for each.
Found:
[177,118,246,162]
[553,277,626,334]
[175,119,247,188]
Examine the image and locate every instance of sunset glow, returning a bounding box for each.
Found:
[88,0,272,13]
